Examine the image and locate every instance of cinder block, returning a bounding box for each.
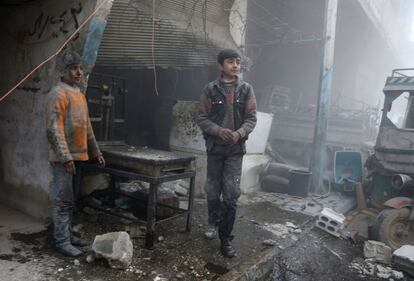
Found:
[315,208,345,237]
[364,240,392,264]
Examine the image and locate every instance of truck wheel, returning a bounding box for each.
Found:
[371,209,392,241]
[374,208,414,250]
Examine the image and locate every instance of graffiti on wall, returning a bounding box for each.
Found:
[24,2,83,43]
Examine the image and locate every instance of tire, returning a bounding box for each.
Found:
[374,208,414,250]
[371,209,393,241]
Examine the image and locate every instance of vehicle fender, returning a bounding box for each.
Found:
[383,197,413,209]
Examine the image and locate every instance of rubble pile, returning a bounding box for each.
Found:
[350,258,404,280]
[260,221,302,241]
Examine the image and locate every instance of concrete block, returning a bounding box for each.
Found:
[364,240,392,264]
[240,154,271,193]
[393,245,414,276]
[245,112,273,154]
[315,207,345,237]
[92,231,133,269]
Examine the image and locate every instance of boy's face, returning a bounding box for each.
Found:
[63,64,84,87]
[219,57,241,79]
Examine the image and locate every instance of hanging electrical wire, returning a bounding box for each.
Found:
[0,0,111,103]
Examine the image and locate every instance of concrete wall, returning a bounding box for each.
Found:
[0,0,112,219]
[357,0,414,64]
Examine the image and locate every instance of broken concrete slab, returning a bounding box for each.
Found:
[393,245,414,276]
[364,240,392,264]
[91,231,133,269]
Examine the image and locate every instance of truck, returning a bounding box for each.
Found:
[260,85,379,169]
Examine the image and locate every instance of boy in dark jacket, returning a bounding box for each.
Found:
[196,49,257,257]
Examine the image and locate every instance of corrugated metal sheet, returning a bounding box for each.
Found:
[95,0,236,69]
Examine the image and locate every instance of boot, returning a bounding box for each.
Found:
[55,243,83,257]
[71,236,88,247]
[220,240,236,258]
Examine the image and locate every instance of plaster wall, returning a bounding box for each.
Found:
[0,0,112,219]
[357,0,414,63]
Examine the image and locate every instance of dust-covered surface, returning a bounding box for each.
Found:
[1,194,413,281]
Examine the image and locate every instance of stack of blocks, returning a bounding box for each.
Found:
[316,208,345,237]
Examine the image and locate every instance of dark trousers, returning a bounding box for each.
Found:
[205,144,243,241]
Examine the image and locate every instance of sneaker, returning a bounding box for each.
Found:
[204,225,216,240]
[55,244,83,257]
[220,240,236,258]
[71,236,88,247]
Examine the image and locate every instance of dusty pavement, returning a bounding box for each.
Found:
[0,191,413,281]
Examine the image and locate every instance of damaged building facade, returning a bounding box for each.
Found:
[1,0,414,222]
[246,0,414,168]
[0,0,248,219]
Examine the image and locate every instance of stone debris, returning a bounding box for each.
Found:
[125,225,144,239]
[176,272,185,279]
[364,240,392,264]
[261,221,302,239]
[163,180,188,197]
[350,258,404,280]
[262,223,290,238]
[393,245,414,276]
[92,231,133,269]
[119,179,188,197]
[262,239,278,246]
[86,254,95,263]
[285,222,298,229]
[153,275,168,281]
[73,259,80,266]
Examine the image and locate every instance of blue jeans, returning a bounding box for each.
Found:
[50,163,74,246]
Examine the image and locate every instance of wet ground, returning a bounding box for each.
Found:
[0,192,413,281]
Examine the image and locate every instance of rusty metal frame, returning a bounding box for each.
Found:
[74,162,195,249]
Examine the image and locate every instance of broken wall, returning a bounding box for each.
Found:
[0,0,113,219]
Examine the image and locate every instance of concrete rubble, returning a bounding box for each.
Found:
[363,240,392,265]
[0,192,408,281]
[91,231,134,269]
[261,221,301,240]
[349,258,405,280]
[393,245,414,276]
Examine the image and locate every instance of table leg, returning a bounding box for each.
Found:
[186,176,195,232]
[145,183,158,249]
[108,175,116,208]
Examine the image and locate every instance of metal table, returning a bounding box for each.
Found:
[74,144,196,249]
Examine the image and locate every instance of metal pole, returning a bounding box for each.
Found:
[310,0,338,194]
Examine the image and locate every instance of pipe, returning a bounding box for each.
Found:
[391,174,414,190]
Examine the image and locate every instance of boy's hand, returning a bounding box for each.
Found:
[218,128,234,143]
[231,131,241,144]
[63,160,76,174]
[96,155,105,166]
